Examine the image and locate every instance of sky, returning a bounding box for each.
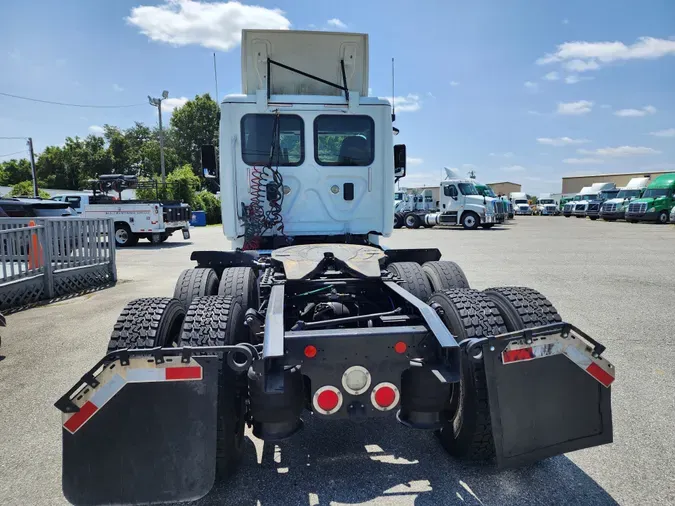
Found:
[1,0,674,194]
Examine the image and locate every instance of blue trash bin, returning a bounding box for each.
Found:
[190,210,207,227]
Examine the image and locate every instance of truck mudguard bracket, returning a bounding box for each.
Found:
[383,248,441,265]
[480,323,614,468]
[191,250,258,270]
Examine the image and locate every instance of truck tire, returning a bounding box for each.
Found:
[429,289,507,461]
[658,210,669,224]
[114,222,138,247]
[173,268,219,310]
[404,212,421,229]
[422,261,470,290]
[481,224,495,229]
[107,297,185,351]
[461,212,479,230]
[482,287,561,331]
[589,217,598,221]
[387,262,433,301]
[180,296,246,480]
[218,267,258,313]
[394,213,403,229]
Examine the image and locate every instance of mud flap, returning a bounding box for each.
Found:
[480,324,614,468]
[59,355,219,506]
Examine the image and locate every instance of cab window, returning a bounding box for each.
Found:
[444,185,458,197]
[241,114,304,166]
[314,115,374,166]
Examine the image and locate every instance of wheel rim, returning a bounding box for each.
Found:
[464,215,475,227]
[660,212,668,223]
[115,229,128,244]
[405,215,416,227]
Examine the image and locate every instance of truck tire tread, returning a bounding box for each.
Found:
[422,261,470,290]
[173,268,219,310]
[482,286,561,331]
[429,289,507,461]
[387,262,433,301]
[218,267,258,312]
[107,297,184,351]
[180,295,246,480]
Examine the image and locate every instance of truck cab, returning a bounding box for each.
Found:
[474,182,505,223]
[510,192,531,215]
[572,182,615,218]
[585,188,620,220]
[625,173,675,224]
[600,177,649,221]
[535,193,560,216]
[563,191,588,217]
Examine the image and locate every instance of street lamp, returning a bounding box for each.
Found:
[148,90,169,183]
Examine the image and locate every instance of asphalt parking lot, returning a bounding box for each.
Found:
[1,217,674,506]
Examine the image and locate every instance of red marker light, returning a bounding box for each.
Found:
[394,341,407,354]
[304,345,317,358]
[371,382,400,411]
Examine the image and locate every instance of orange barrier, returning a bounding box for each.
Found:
[27,220,44,269]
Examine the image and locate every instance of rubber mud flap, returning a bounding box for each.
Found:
[481,335,613,468]
[61,356,219,506]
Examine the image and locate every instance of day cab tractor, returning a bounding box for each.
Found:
[55,30,615,506]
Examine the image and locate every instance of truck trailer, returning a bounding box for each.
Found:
[55,30,615,506]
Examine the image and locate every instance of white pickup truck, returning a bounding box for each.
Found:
[52,192,191,247]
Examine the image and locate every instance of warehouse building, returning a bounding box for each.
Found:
[562,170,674,194]
[486,181,521,196]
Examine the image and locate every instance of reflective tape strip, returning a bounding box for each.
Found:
[89,373,125,408]
[564,344,592,369]
[165,366,202,380]
[586,362,614,387]
[63,401,98,434]
[126,368,166,382]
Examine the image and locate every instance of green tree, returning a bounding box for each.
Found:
[36,145,67,188]
[167,164,200,206]
[169,94,219,174]
[195,190,221,224]
[9,180,50,198]
[0,158,33,185]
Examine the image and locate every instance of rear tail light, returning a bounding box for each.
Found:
[313,386,342,415]
[371,382,400,411]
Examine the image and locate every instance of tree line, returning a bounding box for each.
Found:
[0,94,222,222]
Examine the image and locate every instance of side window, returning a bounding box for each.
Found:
[65,196,81,208]
[444,185,457,197]
[314,115,374,166]
[241,114,304,166]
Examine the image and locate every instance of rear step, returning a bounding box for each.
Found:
[474,322,614,468]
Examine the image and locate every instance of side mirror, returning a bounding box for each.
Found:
[394,144,406,181]
[201,145,218,179]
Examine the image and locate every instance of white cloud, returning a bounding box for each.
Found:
[408,157,424,166]
[426,91,436,99]
[127,0,291,51]
[563,59,599,72]
[537,137,589,146]
[649,128,675,138]
[578,146,661,157]
[489,152,514,158]
[326,18,346,28]
[565,75,580,84]
[450,81,460,86]
[113,83,124,92]
[524,81,538,92]
[500,165,526,172]
[563,158,604,165]
[382,94,421,113]
[600,104,611,109]
[536,37,675,70]
[614,105,657,117]
[556,100,593,115]
[527,110,542,116]
[89,125,104,134]
[543,71,560,81]
[162,96,189,112]
[562,19,569,25]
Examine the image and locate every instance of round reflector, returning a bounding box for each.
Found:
[341,365,371,395]
[304,345,317,358]
[371,382,400,411]
[394,341,407,354]
[313,386,343,415]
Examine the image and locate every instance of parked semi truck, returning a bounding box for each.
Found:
[510,192,531,215]
[599,177,649,221]
[585,187,620,220]
[474,182,506,222]
[55,29,615,506]
[625,173,675,223]
[562,189,590,217]
[535,193,561,216]
[572,183,616,218]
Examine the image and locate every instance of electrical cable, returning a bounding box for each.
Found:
[0,150,28,158]
[0,91,145,109]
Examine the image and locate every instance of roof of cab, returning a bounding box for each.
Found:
[647,173,675,189]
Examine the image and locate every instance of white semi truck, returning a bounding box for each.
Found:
[510,192,531,215]
[56,29,615,506]
[599,177,650,221]
[535,193,561,216]
[571,182,616,218]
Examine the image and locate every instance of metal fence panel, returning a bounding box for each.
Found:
[0,217,117,310]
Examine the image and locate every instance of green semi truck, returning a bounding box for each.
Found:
[625,173,675,224]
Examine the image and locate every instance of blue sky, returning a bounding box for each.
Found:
[1,0,674,194]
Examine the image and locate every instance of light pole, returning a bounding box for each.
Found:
[148,90,169,183]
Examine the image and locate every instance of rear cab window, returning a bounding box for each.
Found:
[241,114,304,166]
[314,115,374,166]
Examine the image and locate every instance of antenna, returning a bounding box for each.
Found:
[468,170,476,179]
[213,53,219,102]
[391,58,396,122]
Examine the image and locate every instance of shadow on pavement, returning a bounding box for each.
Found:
[191,417,618,506]
[121,241,193,250]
